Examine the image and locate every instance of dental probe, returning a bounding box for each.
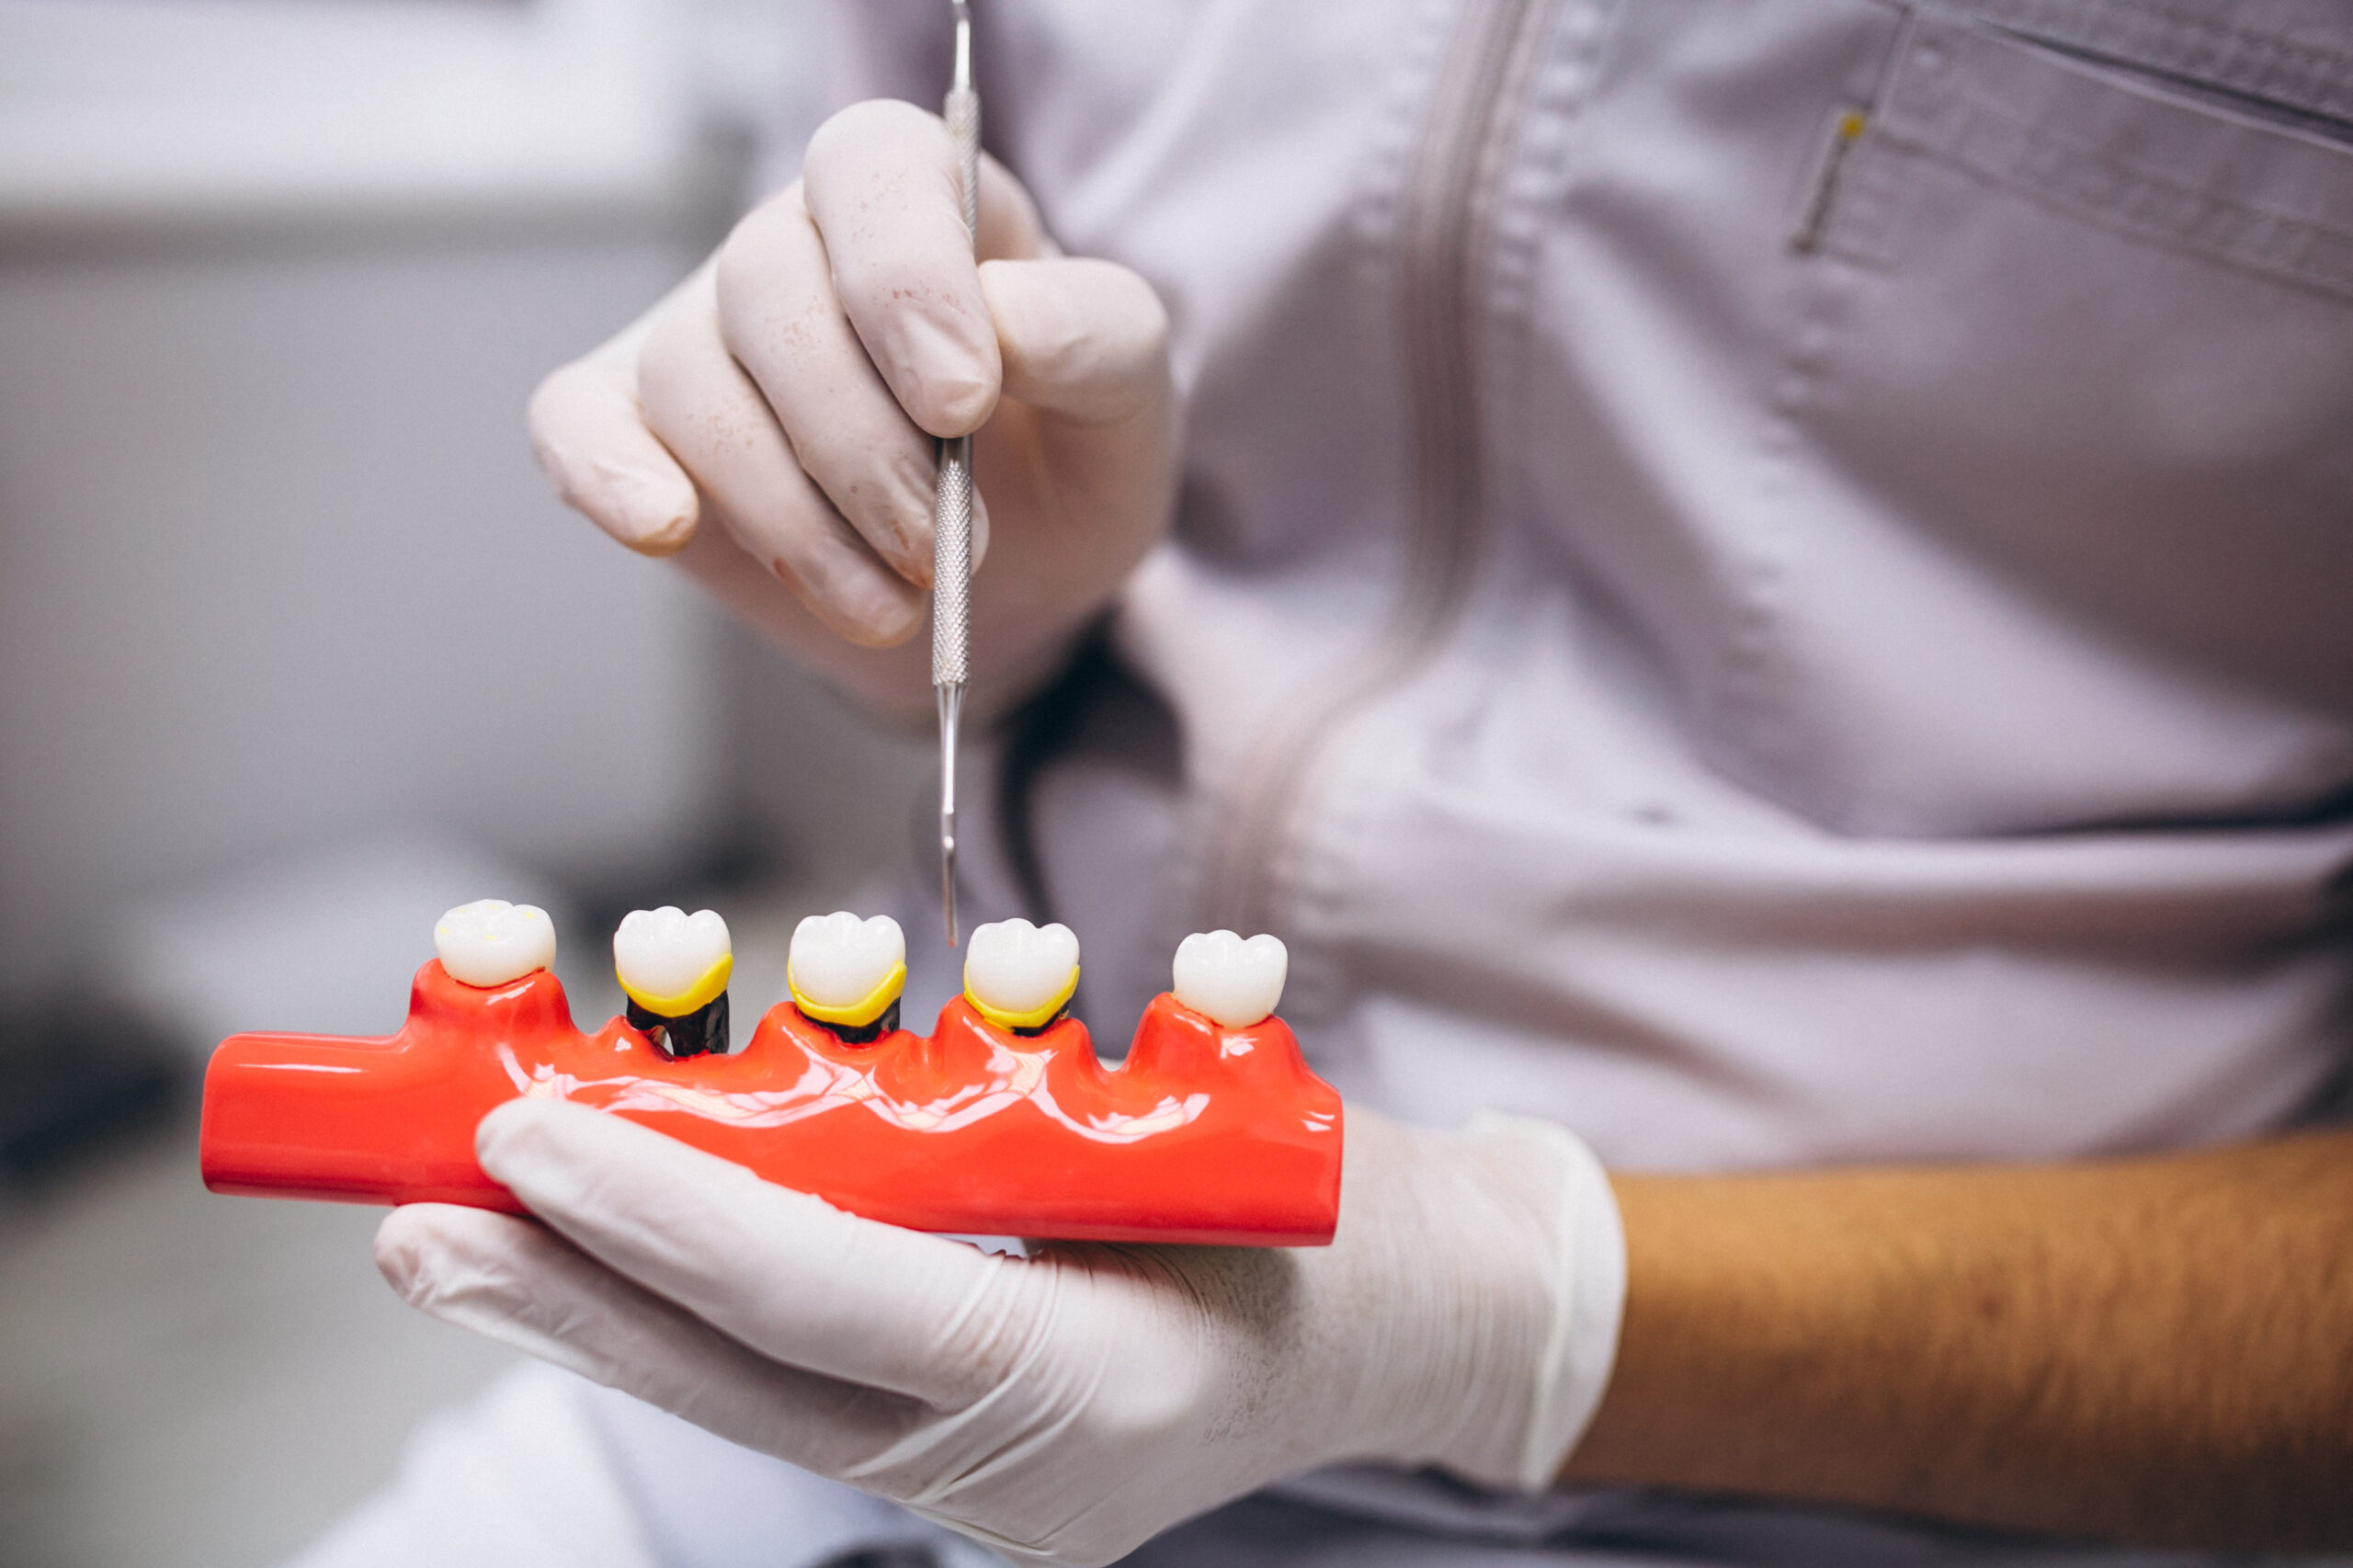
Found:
[933,0,979,948]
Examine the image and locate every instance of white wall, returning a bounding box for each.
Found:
[0,0,845,1002]
[0,235,731,996]
[0,0,697,230]
[0,0,936,1009]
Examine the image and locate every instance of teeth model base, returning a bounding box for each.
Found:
[199,932,1343,1246]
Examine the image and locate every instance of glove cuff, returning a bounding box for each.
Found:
[1332,1110,1627,1493]
[1482,1115,1627,1490]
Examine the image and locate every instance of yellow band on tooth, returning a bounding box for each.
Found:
[790,960,906,1028]
[965,964,1080,1032]
[619,952,733,1017]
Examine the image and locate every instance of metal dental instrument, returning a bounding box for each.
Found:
[933,0,979,948]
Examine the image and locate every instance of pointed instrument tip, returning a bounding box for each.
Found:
[942,832,960,948]
[937,682,963,949]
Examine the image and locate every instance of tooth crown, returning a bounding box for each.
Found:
[789,912,908,1028]
[434,900,558,989]
[964,918,1081,1031]
[613,906,733,1017]
[1172,930,1289,1028]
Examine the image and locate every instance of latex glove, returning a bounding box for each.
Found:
[528,99,1179,718]
[375,1100,1626,1566]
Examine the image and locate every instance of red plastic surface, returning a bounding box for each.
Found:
[200,962,1343,1245]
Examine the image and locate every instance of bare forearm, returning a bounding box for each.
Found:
[1562,1130,2353,1549]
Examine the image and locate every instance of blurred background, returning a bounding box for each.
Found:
[0,2,926,1562]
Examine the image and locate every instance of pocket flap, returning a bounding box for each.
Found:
[1874,14,2353,300]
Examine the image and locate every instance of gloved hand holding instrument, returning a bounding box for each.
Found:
[525,61,1176,731]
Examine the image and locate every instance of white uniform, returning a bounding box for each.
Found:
[300,1,2353,1562]
[904,0,2353,1170]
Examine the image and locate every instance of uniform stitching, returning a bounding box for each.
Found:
[1948,0,2353,119]
[1199,0,1579,945]
[1880,46,2353,298]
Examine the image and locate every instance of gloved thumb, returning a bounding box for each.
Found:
[981,257,1172,432]
[975,256,1176,576]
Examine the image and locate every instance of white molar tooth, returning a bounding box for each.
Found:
[965,918,1080,1018]
[613,906,731,1006]
[1172,930,1288,1028]
[789,912,906,1007]
[435,900,558,989]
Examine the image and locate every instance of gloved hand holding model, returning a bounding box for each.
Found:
[528,98,1178,719]
[375,1097,1623,1565]
[390,0,2353,1556]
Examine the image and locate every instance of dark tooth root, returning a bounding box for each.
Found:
[1011,1004,1070,1039]
[629,993,731,1059]
[823,998,901,1046]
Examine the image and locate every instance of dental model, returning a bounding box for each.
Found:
[964,918,1081,1035]
[1172,930,1289,1028]
[788,912,906,1044]
[434,900,558,988]
[201,903,1344,1244]
[614,906,732,1058]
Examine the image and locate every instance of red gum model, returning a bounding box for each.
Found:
[199,961,1344,1246]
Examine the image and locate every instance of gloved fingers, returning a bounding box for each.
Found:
[528,297,702,557]
[972,153,1055,265]
[715,187,942,590]
[971,256,1178,577]
[801,99,1049,439]
[982,257,1172,428]
[651,499,961,720]
[635,275,925,648]
[477,1100,1036,1412]
[376,1203,922,1476]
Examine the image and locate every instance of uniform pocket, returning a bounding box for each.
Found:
[1728,2,2353,835]
[1822,7,2353,297]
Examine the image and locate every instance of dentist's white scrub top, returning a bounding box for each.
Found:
[296,0,2353,1562]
